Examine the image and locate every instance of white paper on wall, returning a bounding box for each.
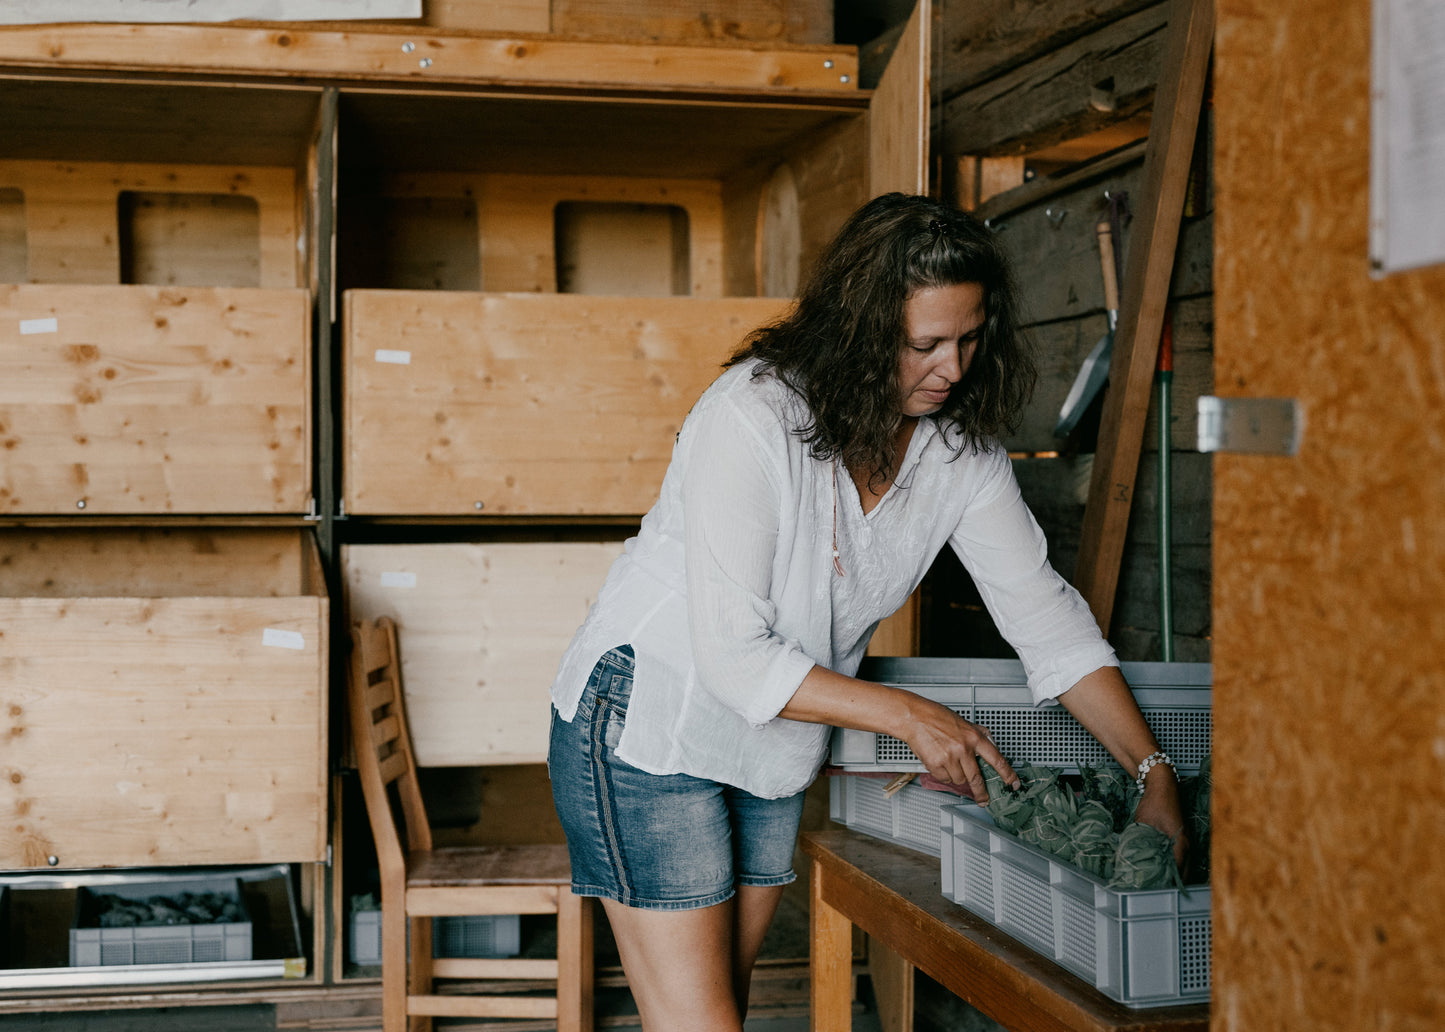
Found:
[1371,0,1445,274]
[0,0,420,24]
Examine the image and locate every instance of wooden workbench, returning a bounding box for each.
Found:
[802,830,1209,1032]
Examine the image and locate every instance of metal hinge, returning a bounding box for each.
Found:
[1197,396,1303,456]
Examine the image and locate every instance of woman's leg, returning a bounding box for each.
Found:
[731,883,786,1018]
[601,897,743,1032]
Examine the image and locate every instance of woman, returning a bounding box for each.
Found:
[548,193,1185,1030]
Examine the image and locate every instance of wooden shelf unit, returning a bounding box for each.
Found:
[0,9,926,1012]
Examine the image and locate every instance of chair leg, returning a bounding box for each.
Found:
[410,916,434,1032]
[380,904,408,1032]
[556,891,595,1032]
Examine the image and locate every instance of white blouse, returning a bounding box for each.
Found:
[549,358,1117,799]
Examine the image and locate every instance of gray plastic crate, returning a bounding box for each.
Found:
[940,802,1210,1008]
[349,910,521,967]
[831,658,1211,776]
[828,775,965,857]
[70,876,251,968]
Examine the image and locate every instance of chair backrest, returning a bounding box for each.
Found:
[349,616,433,876]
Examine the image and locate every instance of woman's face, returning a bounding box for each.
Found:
[897,281,985,418]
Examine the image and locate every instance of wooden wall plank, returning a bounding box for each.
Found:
[1213,0,1445,1026]
[934,0,1157,101]
[343,291,786,515]
[935,2,1168,158]
[343,542,623,766]
[0,24,859,93]
[0,284,311,515]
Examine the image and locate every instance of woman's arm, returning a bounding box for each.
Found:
[779,664,1021,803]
[1056,665,1187,863]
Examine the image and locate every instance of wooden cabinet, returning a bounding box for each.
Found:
[0,528,329,870]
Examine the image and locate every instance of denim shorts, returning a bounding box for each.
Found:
[547,645,805,911]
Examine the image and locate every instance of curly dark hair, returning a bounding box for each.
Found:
[728,192,1035,486]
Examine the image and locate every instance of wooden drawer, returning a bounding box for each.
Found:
[0,284,312,515]
[343,541,623,766]
[343,291,786,515]
[0,528,328,870]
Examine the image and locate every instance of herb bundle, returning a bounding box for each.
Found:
[978,758,1210,891]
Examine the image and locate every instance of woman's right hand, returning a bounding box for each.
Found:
[900,694,1020,803]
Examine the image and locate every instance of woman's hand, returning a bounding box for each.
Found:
[899,694,1020,804]
[1133,764,1189,870]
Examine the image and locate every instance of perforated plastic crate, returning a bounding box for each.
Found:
[828,775,964,857]
[940,802,1210,1008]
[69,876,251,968]
[349,910,521,966]
[831,658,1211,776]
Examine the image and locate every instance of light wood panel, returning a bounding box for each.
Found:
[868,0,929,196]
[343,291,787,515]
[358,172,726,295]
[552,0,832,44]
[0,159,299,287]
[343,542,623,766]
[0,530,328,869]
[1213,0,1445,1027]
[0,284,311,515]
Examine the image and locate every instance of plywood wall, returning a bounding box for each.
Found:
[1213,1,1445,1028]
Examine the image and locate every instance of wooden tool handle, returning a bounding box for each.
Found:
[1096,218,1120,313]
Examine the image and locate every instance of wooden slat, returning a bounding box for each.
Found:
[1072,0,1214,630]
[343,542,623,766]
[407,884,560,916]
[371,713,402,749]
[430,957,559,979]
[364,675,399,713]
[408,993,558,1019]
[344,292,787,516]
[376,750,409,787]
[0,24,859,93]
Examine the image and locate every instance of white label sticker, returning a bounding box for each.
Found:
[374,349,412,365]
[20,317,58,335]
[380,571,418,588]
[262,627,307,650]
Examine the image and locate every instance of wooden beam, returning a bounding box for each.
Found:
[934,3,1169,158]
[1072,0,1213,631]
[934,0,1157,100]
[0,23,858,94]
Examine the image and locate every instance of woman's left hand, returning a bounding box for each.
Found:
[1133,764,1189,870]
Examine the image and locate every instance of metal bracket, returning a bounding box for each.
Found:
[1197,396,1303,455]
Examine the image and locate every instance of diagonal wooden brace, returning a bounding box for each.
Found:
[1072,0,1216,632]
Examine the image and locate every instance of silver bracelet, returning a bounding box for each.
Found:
[1135,751,1176,791]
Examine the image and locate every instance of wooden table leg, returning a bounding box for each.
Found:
[810,858,854,1032]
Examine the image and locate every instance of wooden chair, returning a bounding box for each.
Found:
[349,616,594,1032]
